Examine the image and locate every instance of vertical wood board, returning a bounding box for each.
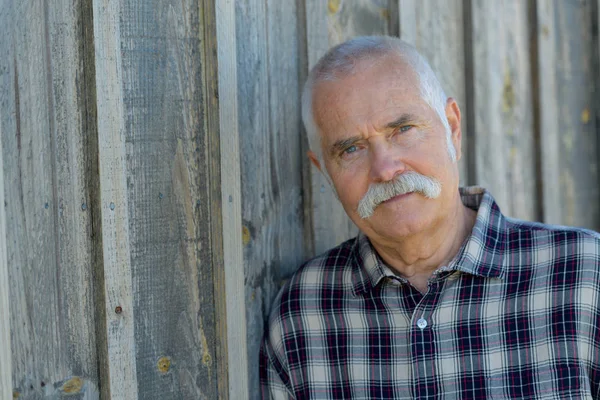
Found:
[235,0,306,397]
[597,0,600,201]
[1,1,100,397]
[0,69,13,400]
[399,0,469,185]
[0,4,13,399]
[468,0,537,220]
[537,0,599,229]
[216,0,249,398]
[91,0,139,398]
[111,0,222,398]
[200,0,231,397]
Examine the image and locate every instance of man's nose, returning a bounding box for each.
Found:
[369,142,406,182]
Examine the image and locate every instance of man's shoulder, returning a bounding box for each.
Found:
[502,216,600,263]
[504,216,600,241]
[282,236,358,294]
[266,237,359,323]
[465,186,600,248]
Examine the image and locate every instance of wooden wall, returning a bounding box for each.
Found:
[1,0,599,399]
[0,0,235,398]
[1,1,101,398]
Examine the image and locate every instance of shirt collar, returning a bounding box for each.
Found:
[351,186,506,297]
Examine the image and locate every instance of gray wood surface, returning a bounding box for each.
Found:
[217,0,248,399]
[1,2,100,398]
[537,0,599,229]
[91,0,139,397]
[93,0,225,398]
[235,0,306,397]
[468,0,538,220]
[0,65,13,400]
[399,0,469,186]
[305,0,393,255]
[204,0,233,398]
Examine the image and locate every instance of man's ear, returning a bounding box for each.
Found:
[307,150,323,172]
[445,97,462,161]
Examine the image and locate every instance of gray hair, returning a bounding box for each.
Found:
[301,36,456,164]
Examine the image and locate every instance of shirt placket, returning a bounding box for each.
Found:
[382,277,415,398]
[409,278,444,399]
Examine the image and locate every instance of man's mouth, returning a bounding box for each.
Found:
[382,191,415,204]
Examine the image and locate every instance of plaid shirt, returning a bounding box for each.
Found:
[260,187,600,399]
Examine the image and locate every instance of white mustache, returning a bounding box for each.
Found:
[357,171,442,219]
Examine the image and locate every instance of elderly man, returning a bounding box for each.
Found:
[259,36,600,399]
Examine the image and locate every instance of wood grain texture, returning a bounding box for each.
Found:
[305,0,392,254]
[399,0,469,185]
[235,0,306,397]
[201,0,231,398]
[468,0,537,220]
[0,69,13,400]
[92,0,138,398]
[217,0,249,398]
[537,0,599,229]
[94,0,225,398]
[1,1,100,398]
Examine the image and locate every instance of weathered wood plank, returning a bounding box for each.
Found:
[467,0,537,220]
[399,0,469,186]
[91,0,138,398]
[235,0,306,397]
[202,0,232,397]
[0,90,12,400]
[47,2,101,396]
[216,0,249,398]
[1,1,100,398]
[537,0,599,229]
[93,0,228,398]
[305,0,392,255]
[0,5,12,399]
[597,0,600,209]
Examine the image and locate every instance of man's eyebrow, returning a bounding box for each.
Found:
[385,113,419,129]
[329,136,362,156]
[327,114,418,156]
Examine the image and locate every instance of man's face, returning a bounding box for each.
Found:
[311,55,462,243]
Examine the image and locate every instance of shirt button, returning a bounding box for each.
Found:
[417,318,428,329]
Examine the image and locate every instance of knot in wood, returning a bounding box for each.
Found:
[157,356,171,373]
[62,377,83,394]
[328,0,341,14]
[202,353,212,366]
[242,226,251,246]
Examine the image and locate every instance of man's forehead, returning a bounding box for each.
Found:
[313,57,420,106]
[310,55,428,145]
[313,75,424,128]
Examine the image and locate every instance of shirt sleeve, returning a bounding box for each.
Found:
[259,334,295,400]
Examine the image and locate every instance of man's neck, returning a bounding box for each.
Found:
[370,201,477,294]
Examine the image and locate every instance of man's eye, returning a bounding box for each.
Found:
[343,145,358,155]
[399,125,413,133]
